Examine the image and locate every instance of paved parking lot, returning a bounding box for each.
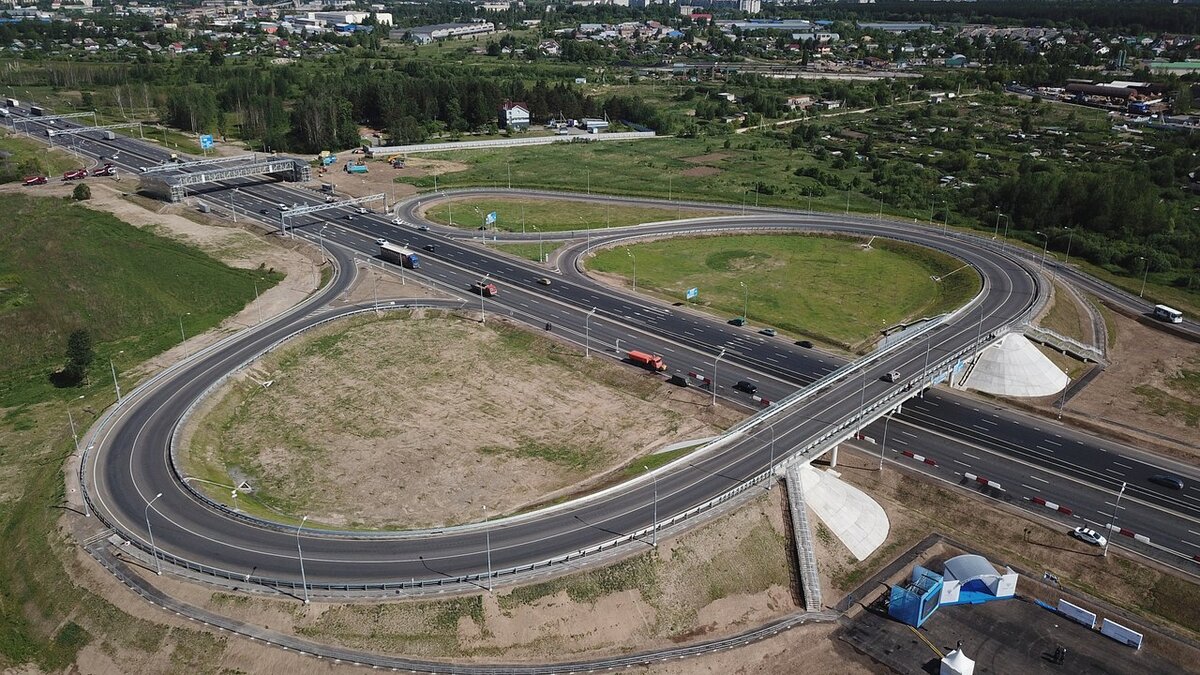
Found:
[839,590,1186,674]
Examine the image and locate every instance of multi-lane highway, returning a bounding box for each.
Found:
[6,107,1197,593]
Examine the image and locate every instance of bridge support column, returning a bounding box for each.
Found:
[829,444,838,468]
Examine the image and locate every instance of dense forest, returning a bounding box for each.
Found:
[807,1,1200,34]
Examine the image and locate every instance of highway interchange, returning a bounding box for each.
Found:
[7,108,1200,597]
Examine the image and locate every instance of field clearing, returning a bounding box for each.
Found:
[423,196,721,233]
[0,130,80,178]
[183,312,741,528]
[587,233,981,350]
[487,241,561,263]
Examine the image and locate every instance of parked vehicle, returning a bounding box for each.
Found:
[1070,527,1107,547]
[796,340,814,349]
[62,169,88,181]
[883,370,901,383]
[472,281,498,297]
[627,350,667,372]
[92,164,116,177]
[5,97,18,108]
[759,328,777,337]
[728,317,747,326]
[22,175,48,186]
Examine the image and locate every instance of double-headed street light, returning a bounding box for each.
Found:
[145,492,164,575]
[1036,231,1049,269]
[297,515,310,604]
[1138,256,1149,298]
[711,347,727,406]
[585,307,597,358]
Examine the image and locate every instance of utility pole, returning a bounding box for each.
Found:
[296,515,310,604]
[1103,482,1126,558]
[711,348,726,406]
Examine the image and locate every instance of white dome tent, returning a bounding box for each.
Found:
[940,645,975,675]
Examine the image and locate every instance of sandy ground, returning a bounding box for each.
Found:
[1028,306,1200,458]
[312,155,469,207]
[183,313,744,528]
[681,166,722,177]
[119,487,821,667]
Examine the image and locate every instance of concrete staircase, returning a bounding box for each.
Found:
[785,463,824,613]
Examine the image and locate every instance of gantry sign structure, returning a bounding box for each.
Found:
[138,154,313,202]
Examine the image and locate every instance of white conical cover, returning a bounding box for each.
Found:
[963,333,1069,398]
[940,649,975,675]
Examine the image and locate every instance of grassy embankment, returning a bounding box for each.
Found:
[588,233,980,351]
[423,197,720,233]
[0,194,281,670]
[0,130,80,179]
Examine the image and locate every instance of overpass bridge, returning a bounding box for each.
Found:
[138,156,313,202]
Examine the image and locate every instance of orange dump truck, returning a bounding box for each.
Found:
[628,350,667,372]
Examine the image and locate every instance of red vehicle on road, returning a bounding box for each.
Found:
[22,175,48,186]
[62,169,88,181]
[92,163,116,177]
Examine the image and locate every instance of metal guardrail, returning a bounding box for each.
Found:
[785,464,823,612]
[1025,325,1105,363]
[365,131,657,156]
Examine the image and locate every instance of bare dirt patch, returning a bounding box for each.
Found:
[1031,306,1200,457]
[682,153,731,164]
[184,312,741,528]
[680,166,722,178]
[133,487,804,665]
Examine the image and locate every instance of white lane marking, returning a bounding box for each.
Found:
[1103,502,1126,510]
[894,438,909,446]
[971,424,990,432]
[1182,540,1200,550]
[1035,445,1057,453]
[900,430,918,438]
[1043,439,1062,447]
[961,451,981,460]
[953,459,971,468]
[1021,484,1039,492]
[1112,461,1134,470]
[1104,468,1125,477]
[1029,475,1050,484]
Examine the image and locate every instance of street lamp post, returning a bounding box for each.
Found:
[479,274,490,324]
[1064,227,1074,265]
[145,492,163,575]
[627,249,636,292]
[711,348,726,406]
[110,359,122,404]
[740,281,748,323]
[585,307,596,358]
[857,367,867,433]
[178,313,189,358]
[1103,481,1127,558]
[1138,256,1149,298]
[922,330,933,398]
[879,412,892,471]
[643,466,658,547]
[318,224,328,263]
[484,505,493,592]
[767,422,777,487]
[1036,231,1049,269]
[296,515,310,604]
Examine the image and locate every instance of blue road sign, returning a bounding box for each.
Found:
[199,134,214,150]
[686,287,699,300]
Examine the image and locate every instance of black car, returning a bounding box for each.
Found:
[1149,474,1185,490]
[728,317,747,327]
[423,244,437,252]
[733,380,758,395]
[259,208,270,215]
[796,340,814,349]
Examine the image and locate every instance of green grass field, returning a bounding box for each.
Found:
[424,196,719,233]
[0,195,284,669]
[588,233,981,349]
[0,130,80,179]
[0,194,282,408]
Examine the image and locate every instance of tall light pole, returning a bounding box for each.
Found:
[627,249,636,292]
[766,422,777,488]
[145,492,163,575]
[1036,231,1049,269]
[740,281,748,322]
[922,330,933,398]
[1103,481,1126,558]
[479,274,490,324]
[483,505,493,592]
[585,307,596,358]
[296,515,310,604]
[993,210,1003,240]
[1001,214,1010,243]
[643,466,658,547]
[318,224,328,263]
[1138,256,1149,298]
[879,412,892,471]
[110,359,122,404]
[711,347,726,406]
[1063,227,1074,265]
[178,313,190,358]
[857,367,867,433]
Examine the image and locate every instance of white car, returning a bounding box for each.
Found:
[375,238,387,246]
[1070,527,1107,547]
[357,207,369,214]
[391,217,403,225]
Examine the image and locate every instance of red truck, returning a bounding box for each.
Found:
[22,175,48,185]
[628,350,667,372]
[472,281,498,297]
[92,163,116,177]
[62,169,88,181]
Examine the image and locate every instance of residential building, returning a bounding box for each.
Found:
[499,100,531,130]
